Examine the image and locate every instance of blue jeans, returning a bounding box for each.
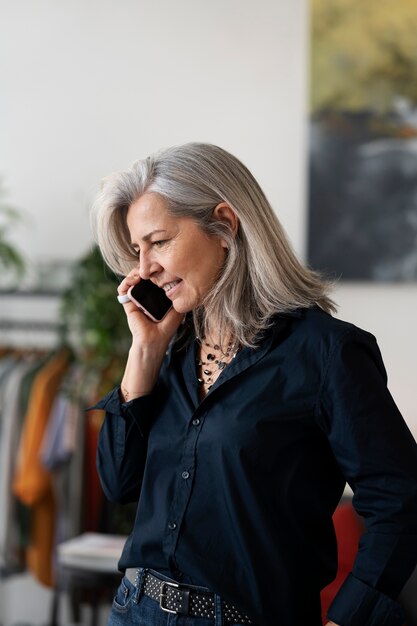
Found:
[106,568,251,626]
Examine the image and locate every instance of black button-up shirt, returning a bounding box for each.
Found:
[95,307,417,626]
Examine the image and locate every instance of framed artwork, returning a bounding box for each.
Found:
[307,0,417,281]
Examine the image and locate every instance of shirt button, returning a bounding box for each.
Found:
[192,418,200,426]
[181,471,190,479]
[168,522,177,530]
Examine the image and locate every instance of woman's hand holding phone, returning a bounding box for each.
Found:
[117,270,184,401]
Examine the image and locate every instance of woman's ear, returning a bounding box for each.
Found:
[212,202,239,247]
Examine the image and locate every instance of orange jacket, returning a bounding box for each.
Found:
[13,349,70,586]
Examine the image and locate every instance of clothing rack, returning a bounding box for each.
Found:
[0,289,120,626]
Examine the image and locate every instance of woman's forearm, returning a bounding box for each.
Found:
[120,340,167,402]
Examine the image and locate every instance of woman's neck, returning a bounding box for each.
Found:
[201,321,234,352]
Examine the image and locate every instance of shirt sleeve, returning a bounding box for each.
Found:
[92,387,157,504]
[318,328,417,626]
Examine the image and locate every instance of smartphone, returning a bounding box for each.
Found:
[127,280,173,322]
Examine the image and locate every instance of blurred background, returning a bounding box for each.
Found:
[0,0,416,624]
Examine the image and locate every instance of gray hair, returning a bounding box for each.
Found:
[91,142,336,347]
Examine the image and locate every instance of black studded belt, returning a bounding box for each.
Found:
[124,568,252,624]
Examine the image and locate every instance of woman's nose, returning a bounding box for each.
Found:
[139,253,161,280]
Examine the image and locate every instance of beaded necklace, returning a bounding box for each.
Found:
[196,338,240,393]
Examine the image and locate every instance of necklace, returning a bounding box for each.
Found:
[196,338,240,392]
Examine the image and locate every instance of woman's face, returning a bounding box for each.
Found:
[126,193,228,314]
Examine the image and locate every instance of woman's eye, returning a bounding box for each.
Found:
[153,240,167,248]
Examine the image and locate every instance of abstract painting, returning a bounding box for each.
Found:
[307,0,417,281]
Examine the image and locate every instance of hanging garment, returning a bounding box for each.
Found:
[40,364,86,569]
[13,348,71,586]
[0,358,38,574]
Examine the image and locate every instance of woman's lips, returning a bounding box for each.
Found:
[164,279,182,298]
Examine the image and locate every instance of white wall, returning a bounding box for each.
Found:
[0,1,416,624]
[0,0,307,264]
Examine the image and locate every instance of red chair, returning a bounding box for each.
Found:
[320,500,364,624]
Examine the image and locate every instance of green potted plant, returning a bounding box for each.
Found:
[60,245,131,371]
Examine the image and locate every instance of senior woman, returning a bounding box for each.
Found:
[91,143,417,626]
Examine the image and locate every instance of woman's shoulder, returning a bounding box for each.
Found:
[276,305,378,352]
[268,306,385,382]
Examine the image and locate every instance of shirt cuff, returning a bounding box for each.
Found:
[86,387,125,414]
[327,574,405,626]
[86,386,155,437]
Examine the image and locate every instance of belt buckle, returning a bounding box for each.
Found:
[159,580,180,614]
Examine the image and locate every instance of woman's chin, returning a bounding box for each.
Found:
[172,301,190,314]
[172,298,197,315]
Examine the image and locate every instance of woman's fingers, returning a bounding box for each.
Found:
[116,270,142,313]
[117,268,140,296]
